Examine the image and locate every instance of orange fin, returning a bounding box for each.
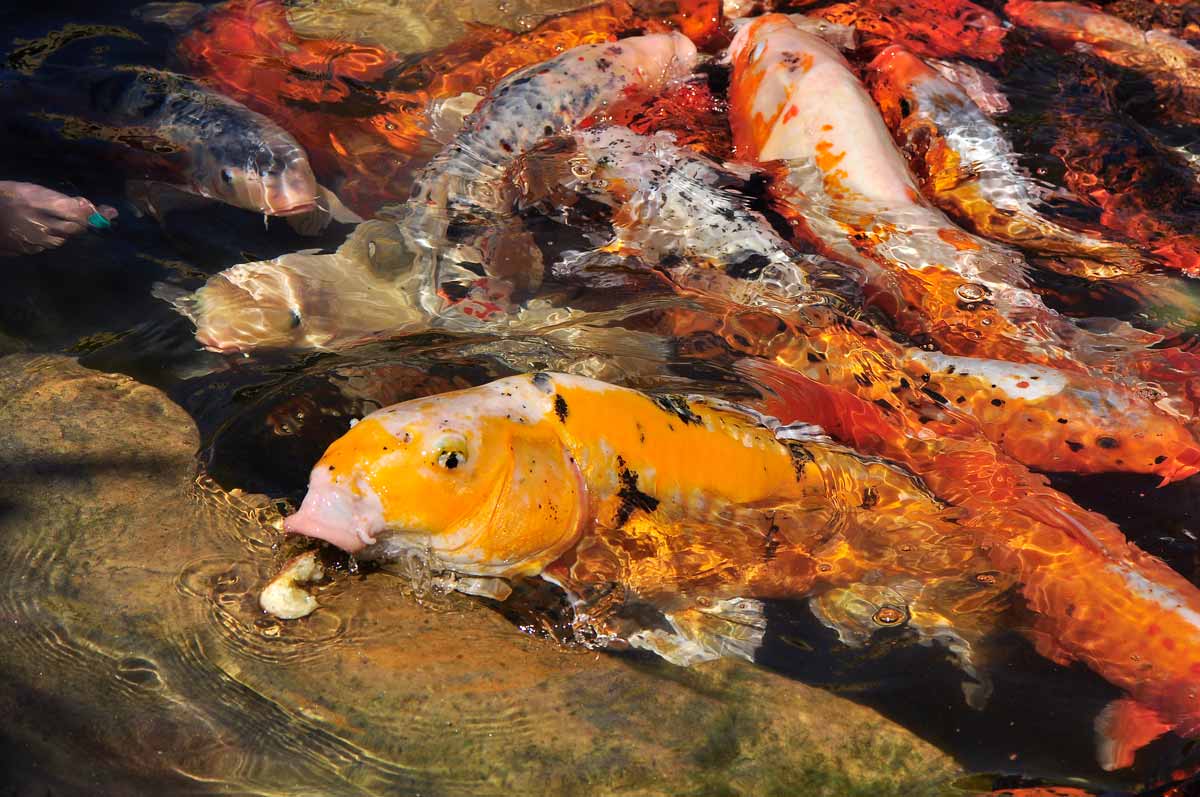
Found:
[1093,697,1172,771]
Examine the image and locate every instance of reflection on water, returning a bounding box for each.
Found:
[4,0,1200,795]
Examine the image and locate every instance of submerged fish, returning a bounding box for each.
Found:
[1006,0,1200,127]
[865,46,1152,280]
[814,0,1007,61]
[745,357,1200,771]
[513,125,859,310]
[726,14,1162,373]
[284,372,1000,673]
[175,0,650,215]
[402,32,699,314]
[684,304,1200,482]
[7,65,322,218]
[160,221,426,352]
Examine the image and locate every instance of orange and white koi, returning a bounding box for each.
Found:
[865,46,1152,280]
[744,357,1200,771]
[726,14,1160,372]
[284,372,998,669]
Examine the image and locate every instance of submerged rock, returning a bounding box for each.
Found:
[0,354,959,795]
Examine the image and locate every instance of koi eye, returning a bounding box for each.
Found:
[220,169,235,185]
[433,435,469,470]
[898,98,912,117]
[436,450,465,469]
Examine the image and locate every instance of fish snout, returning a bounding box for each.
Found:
[285,467,383,553]
[259,154,320,217]
[867,46,931,90]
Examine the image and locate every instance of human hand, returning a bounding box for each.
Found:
[0,181,118,256]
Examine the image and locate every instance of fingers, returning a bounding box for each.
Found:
[44,193,98,224]
[0,182,117,255]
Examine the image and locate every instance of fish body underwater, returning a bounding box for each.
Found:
[744,358,1200,771]
[1006,0,1200,127]
[5,64,321,217]
[864,45,1153,281]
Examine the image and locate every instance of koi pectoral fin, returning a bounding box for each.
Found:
[627,598,767,667]
[1094,697,1173,771]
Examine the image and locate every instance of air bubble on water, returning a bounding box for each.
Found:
[955,283,987,302]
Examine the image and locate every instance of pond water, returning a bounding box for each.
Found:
[3,0,1200,795]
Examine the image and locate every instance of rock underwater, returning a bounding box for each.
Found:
[0,354,959,795]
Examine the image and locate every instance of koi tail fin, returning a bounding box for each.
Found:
[1094,697,1173,771]
[627,597,767,667]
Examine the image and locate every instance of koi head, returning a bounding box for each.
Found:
[865,46,945,130]
[285,375,589,577]
[190,119,320,216]
[622,31,701,92]
[170,222,421,352]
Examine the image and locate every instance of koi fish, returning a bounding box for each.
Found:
[1006,1,1200,127]
[159,221,426,352]
[865,46,1152,280]
[513,125,859,310]
[742,356,1200,771]
[656,297,1200,481]
[726,14,1162,372]
[401,32,698,313]
[814,0,1007,61]
[174,0,648,216]
[7,65,321,218]
[284,371,1002,676]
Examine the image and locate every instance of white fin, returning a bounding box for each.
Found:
[628,597,766,666]
[452,576,513,601]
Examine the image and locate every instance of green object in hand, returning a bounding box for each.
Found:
[87,212,111,229]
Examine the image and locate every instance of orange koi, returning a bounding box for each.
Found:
[743,356,1200,771]
[814,0,1008,60]
[656,297,1200,482]
[284,372,1000,669]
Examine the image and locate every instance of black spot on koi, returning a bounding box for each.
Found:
[554,394,569,423]
[725,253,771,280]
[652,394,703,426]
[615,455,659,527]
[785,441,815,482]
